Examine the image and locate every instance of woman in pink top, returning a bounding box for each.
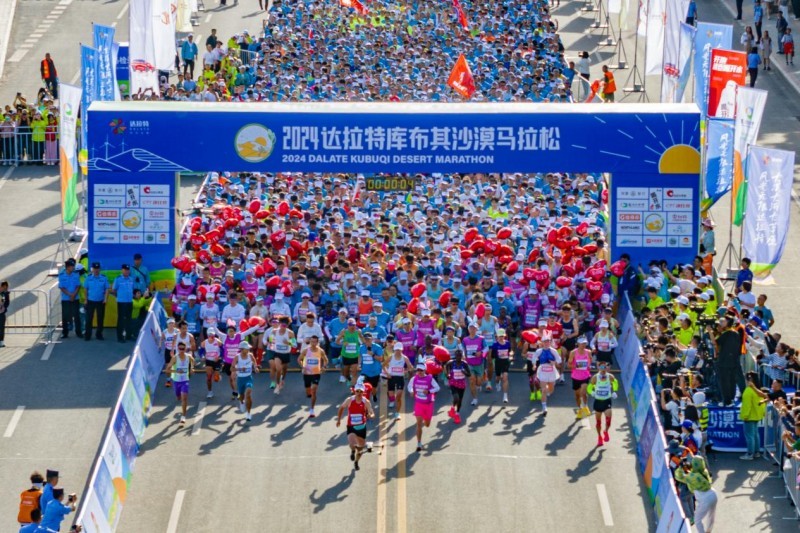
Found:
[568,336,593,420]
[407,362,440,452]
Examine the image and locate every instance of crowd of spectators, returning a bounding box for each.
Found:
[0,88,59,165]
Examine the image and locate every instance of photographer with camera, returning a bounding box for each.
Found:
[667,438,696,522]
[40,487,78,532]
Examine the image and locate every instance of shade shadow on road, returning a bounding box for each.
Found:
[308,472,355,513]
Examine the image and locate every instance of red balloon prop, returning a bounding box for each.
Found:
[527,249,540,264]
[267,276,282,289]
[425,359,443,376]
[433,346,451,364]
[197,285,208,300]
[497,255,513,266]
[277,201,290,216]
[460,249,474,260]
[464,227,479,243]
[327,249,338,264]
[438,291,452,307]
[586,280,603,294]
[556,276,572,288]
[210,243,226,256]
[521,330,540,345]
[248,316,266,328]
[523,268,536,281]
[497,244,513,258]
[576,221,589,236]
[239,319,250,332]
[196,250,212,265]
[610,261,625,277]
[254,265,265,278]
[469,240,485,253]
[547,229,558,244]
[408,298,421,315]
[497,228,512,240]
[587,266,605,281]
[248,200,261,214]
[289,239,305,253]
[262,258,277,274]
[561,264,576,277]
[505,261,519,275]
[558,226,572,239]
[189,234,206,248]
[270,231,286,249]
[287,247,300,260]
[289,209,303,219]
[411,283,426,298]
[255,209,270,219]
[583,243,598,254]
[484,240,499,255]
[475,303,486,319]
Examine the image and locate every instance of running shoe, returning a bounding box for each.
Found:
[575,410,584,420]
[416,443,423,452]
[206,391,214,399]
[448,407,456,418]
[558,376,565,385]
[388,401,395,408]
[179,416,186,425]
[484,383,493,392]
[165,379,172,388]
[581,406,592,418]
[535,391,542,400]
[245,412,252,422]
[530,392,536,401]
[603,431,609,443]
[274,385,281,395]
[597,436,604,447]
[496,381,502,391]
[453,413,461,424]
[394,412,401,420]
[339,375,346,383]
[239,402,245,413]
[309,408,315,419]
[231,391,238,400]
[503,394,509,404]
[350,450,356,461]
[269,381,276,389]
[470,398,478,406]
[354,461,360,471]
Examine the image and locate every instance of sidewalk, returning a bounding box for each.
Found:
[710,0,800,94]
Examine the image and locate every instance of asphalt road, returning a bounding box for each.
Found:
[117,372,652,533]
[0,0,798,531]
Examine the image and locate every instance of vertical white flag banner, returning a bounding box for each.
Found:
[637,0,649,36]
[609,0,622,14]
[152,0,177,72]
[645,0,666,75]
[129,0,159,93]
[177,0,192,33]
[661,0,690,102]
[732,87,768,225]
[620,0,632,31]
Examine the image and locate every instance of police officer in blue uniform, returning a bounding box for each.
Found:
[112,264,135,343]
[57,258,82,339]
[83,262,109,341]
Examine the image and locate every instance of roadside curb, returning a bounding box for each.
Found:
[715,0,800,95]
[0,0,19,82]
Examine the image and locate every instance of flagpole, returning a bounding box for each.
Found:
[622,0,647,100]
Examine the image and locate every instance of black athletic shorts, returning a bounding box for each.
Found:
[347,425,367,439]
[593,398,612,413]
[388,376,405,391]
[205,359,221,371]
[494,358,510,376]
[342,356,359,366]
[271,351,291,364]
[222,362,232,376]
[164,349,172,365]
[571,377,590,391]
[362,374,380,389]
[596,351,614,365]
[303,374,321,388]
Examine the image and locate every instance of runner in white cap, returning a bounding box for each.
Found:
[232,341,259,422]
[407,362,441,452]
[201,327,223,399]
[383,342,414,420]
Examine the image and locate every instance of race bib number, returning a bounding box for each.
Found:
[345,343,357,355]
[541,364,555,373]
[350,414,364,426]
[498,349,509,359]
[415,388,429,400]
[306,357,319,368]
[362,354,374,365]
[453,369,465,380]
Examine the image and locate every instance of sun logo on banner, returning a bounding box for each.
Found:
[235,124,276,163]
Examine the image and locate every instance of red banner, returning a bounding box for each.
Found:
[453,0,469,30]
[707,49,746,118]
[341,0,367,15]
[448,54,476,99]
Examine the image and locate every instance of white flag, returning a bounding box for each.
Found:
[609,0,621,14]
[177,0,192,33]
[645,0,666,75]
[152,0,177,72]
[129,0,159,93]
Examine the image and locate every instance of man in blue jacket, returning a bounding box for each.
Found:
[181,34,198,79]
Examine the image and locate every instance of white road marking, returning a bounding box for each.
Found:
[204,13,212,23]
[24,38,38,43]
[45,15,60,19]
[17,44,33,49]
[117,3,129,19]
[191,402,207,435]
[7,49,28,62]
[3,406,25,438]
[41,342,55,361]
[596,484,614,526]
[70,71,80,84]
[108,356,130,371]
[581,414,590,429]
[30,34,43,38]
[0,167,13,192]
[58,0,74,5]
[166,490,185,533]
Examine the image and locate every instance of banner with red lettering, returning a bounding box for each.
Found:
[707,49,746,118]
[447,54,476,99]
[341,0,367,15]
[453,0,469,30]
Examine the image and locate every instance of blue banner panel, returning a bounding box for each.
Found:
[87,171,177,283]
[611,173,700,268]
[87,102,701,174]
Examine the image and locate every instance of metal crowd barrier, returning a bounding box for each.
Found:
[0,127,60,166]
[785,454,800,520]
[4,287,58,340]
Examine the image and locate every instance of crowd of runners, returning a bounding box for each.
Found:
[162,169,624,457]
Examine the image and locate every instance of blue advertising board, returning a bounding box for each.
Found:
[115,43,129,96]
[87,171,177,290]
[87,101,701,270]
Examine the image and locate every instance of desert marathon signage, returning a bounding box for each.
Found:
[87,102,700,175]
[87,101,701,269]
